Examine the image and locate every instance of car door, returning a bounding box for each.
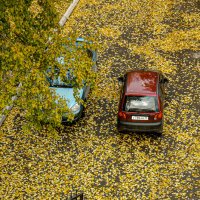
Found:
[158,74,166,111]
[83,85,90,100]
[159,74,165,98]
[83,50,97,100]
[119,74,127,109]
[91,50,97,72]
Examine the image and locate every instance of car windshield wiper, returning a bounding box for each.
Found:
[50,85,73,88]
[127,108,155,112]
[128,108,143,112]
[143,109,155,112]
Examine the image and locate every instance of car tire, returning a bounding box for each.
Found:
[81,107,85,118]
[118,130,125,134]
[156,131,162,136]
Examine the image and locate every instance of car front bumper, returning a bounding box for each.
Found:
[62,105,84,123]
[117,120,163,133]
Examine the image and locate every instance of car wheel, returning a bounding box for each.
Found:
[118,130,125,134]
[156,131,162,136]
[81,107,85,118]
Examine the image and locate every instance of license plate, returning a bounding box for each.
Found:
[132,116,148,120]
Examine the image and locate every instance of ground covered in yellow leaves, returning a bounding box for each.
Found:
[1,0,200,199]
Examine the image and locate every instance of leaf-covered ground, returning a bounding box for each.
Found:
[1,0,200,199]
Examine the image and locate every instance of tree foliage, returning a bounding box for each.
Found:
[0,0,96,128]
[1,0,200,198]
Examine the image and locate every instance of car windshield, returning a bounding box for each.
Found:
[124,96,159,112]
[46,41,94,88]
[46,68,75,88]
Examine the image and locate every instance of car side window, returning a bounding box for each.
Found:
[158,83,163,96]
[118,75,125,100]
[159,74,163,83]
[87,49,93,59]
[122,75,127,98]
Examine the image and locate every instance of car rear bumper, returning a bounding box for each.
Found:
[117,120,163,133]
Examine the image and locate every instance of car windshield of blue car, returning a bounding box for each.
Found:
[124,96,159,112]
[47,68,75,88]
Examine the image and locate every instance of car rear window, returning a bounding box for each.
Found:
[124,96,159,112]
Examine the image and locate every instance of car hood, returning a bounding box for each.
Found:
[51,87,84,108]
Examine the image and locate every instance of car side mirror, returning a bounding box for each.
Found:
[118,76,124,82]
[160,78,169,84]
[163,78,169,83]
[164,102,169,107]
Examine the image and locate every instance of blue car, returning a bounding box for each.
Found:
[47,38,97,122]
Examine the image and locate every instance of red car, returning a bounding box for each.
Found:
[117,70,168,134]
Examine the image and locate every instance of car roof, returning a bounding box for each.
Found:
[125,70,159,96]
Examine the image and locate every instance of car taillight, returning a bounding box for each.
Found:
[118,111,126,119]
[154,112,163,120]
